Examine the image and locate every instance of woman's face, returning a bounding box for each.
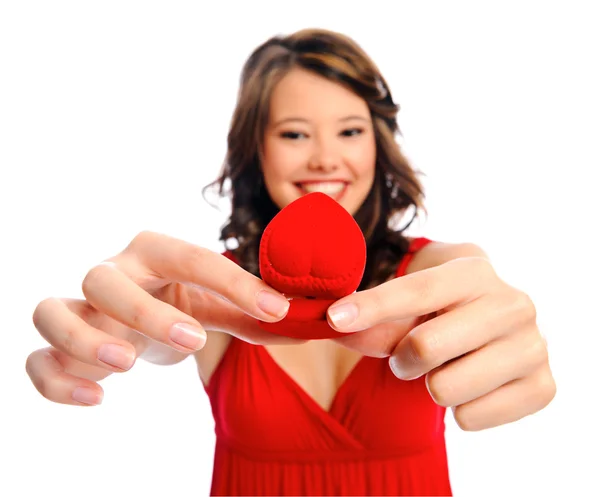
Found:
[261,68,377,215]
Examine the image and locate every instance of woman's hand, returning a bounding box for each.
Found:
[326,245,556,431]
[26,231,294,407]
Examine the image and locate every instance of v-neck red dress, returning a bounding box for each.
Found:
[204,237,452,496]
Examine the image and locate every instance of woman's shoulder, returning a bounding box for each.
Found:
[405,237,489,274]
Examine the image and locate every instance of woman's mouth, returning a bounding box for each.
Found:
[295,181,348,201]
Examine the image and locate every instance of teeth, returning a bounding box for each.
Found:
[300,182,346,195]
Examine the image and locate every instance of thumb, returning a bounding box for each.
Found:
[332,316,421,358]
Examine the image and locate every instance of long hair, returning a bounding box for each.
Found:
[203,28,427,290]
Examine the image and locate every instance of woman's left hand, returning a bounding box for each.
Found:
[327,245,556,431]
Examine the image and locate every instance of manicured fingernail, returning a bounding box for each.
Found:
[389,355,409,379]
[98,344,135,370]
[328,303,359,329]
[72,387,103,405]
[257,290,290,318]
[170,323,207,349]
[389,347,421,380]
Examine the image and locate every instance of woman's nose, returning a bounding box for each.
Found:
[307,142,340,172]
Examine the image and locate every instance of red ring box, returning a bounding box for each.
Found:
[258,192,366,339]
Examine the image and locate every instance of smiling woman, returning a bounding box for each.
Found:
[210,29,426,291]
[26,27,555,497]
[263,69,376,209]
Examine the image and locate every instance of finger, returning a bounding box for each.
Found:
[82,263,208,353]
[389,291,536,380]
[327,256,498,332]
[62,298,145,343]
[184,286,305,345]
[33,297,138,372]
[25,347,104,406]
[425,327,549,407]
[451,364,556,431]
[122,231,290,321]
[62,298,150,353]
[332,317,424,358]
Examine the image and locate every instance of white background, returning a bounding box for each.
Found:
[2,1,598,496]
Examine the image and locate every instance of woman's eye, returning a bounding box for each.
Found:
[341,128,363,137]
[280,131,305,139]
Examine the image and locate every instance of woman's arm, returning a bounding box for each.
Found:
[408,240,490,273]
[327,238,554,431]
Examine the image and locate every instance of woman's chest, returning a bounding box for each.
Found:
[208,340,447,453]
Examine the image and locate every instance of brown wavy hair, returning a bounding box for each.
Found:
[204,28,427,290]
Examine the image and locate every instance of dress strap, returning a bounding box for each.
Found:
[222,249,238,263]
[395,237,434,277]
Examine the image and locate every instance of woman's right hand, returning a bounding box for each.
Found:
[25,231,295,406]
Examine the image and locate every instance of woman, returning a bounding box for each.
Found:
[26,29,555,496]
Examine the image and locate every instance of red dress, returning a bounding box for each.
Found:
[204,237,452,496]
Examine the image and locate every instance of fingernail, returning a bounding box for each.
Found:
[328,303,359,329]
[389,355,410,379]
[98,344,136,371]
[72,387,103,406]
[389,349,421,381]
[257,290,290,318]
[170,323,207,350]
